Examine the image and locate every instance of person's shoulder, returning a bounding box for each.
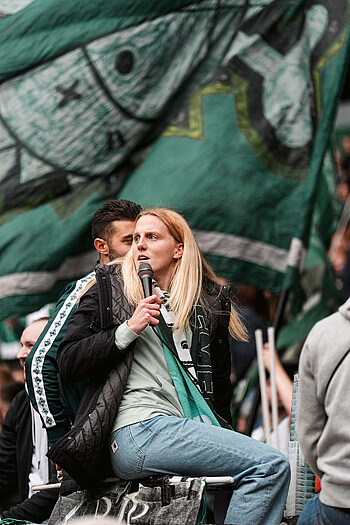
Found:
[202,280,233,317]
[94,262,124,294]
[203,277,232,296]
[307,309,344,342]
[63,271,97,298]
[13,387,27,402]
[54,272,97,311]
[301,309,346,367]
[7,388,29,416]
[95,261,122,274]
[78,281,98,305]
[212,282,235,308]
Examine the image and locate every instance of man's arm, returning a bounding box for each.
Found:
[57,284,127,383]
[297,337,326,478]
[0,394,20,494]
[25,273,96,446]
[0,392,59,521]
[0,469,59,522]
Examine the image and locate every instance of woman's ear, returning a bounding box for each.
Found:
[173,243,184,260]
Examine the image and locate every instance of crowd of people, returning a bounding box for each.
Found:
[0,198,349,525]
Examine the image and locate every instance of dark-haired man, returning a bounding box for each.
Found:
[26,199,141,448]
[91,198,140,261]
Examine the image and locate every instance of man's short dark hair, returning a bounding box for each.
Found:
[91,199,141,241]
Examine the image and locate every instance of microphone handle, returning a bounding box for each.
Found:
[140,276,153,298]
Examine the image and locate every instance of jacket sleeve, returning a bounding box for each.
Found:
[296,335,325,479]
[209,287,233,425]
[25,276,95,447]
[0,396,19,494]
[57,284,129,382]
[0,469,59,522]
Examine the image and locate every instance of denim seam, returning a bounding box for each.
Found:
[320,502,334,525]
[140,418,269,467]
[126,425,146,475]
[254,460,276,523]
[322,502,350,524]
[330,507,350,518]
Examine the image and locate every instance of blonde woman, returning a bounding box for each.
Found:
[54,208,290,525]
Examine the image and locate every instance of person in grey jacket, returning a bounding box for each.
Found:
[297,296,350,524]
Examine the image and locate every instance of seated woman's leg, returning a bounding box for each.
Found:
[110,415,290,525]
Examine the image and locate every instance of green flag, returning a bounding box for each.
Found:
[277,150,344,350]
[1,0,350,319]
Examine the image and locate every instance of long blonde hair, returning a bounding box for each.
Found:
[122,207,246,340]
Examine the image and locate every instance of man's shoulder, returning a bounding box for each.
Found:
[301,310,350,373]
[308,310,347,346]
[6,388,29,420]
[12,388,28,404]
[58,271,97,303]
[28,272,97,359]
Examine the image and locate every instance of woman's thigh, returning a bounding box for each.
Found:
[110,415,286,481]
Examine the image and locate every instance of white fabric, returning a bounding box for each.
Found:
[28,403,49,497]
[153,284,197,382]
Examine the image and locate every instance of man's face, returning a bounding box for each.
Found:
[105,220,135,261]
[17,319,48,380]
[343,136,350,154]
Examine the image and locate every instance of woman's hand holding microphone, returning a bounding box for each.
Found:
[127,295,161,334]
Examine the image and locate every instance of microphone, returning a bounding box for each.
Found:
[137,262,154,298]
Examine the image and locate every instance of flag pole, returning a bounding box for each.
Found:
[255,329,271,445]
[268,326,279,450]
[245,288,289,436]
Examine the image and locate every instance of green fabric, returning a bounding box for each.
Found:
[24,277,91,446]
[162,344,220,427]
[277,151,343,350]
[1,0,350,320]
[155,286,214,398]
[0,0,195,83]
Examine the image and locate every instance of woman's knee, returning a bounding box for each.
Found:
[271,449,290,483]
[253,445,291,485]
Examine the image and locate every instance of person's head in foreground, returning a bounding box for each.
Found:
[17,318,49,380]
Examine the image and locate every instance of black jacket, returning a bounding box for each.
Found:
[0,389,59,522]
[49,263,232,488]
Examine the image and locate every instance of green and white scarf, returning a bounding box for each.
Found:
[153,283,219,426]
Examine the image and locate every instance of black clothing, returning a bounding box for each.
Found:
[49,263,232,489]
[0,389,59,522]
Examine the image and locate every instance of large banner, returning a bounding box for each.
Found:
[1,0,349,319]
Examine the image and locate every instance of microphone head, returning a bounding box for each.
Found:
[137,262,154,279]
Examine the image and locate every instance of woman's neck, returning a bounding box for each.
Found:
[154,272,172,292]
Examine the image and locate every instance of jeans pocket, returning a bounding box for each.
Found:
[110,426,146,479]
[323,503,350,524]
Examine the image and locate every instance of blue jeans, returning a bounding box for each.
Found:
[298,494,350,525]
[109,415,290,525]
